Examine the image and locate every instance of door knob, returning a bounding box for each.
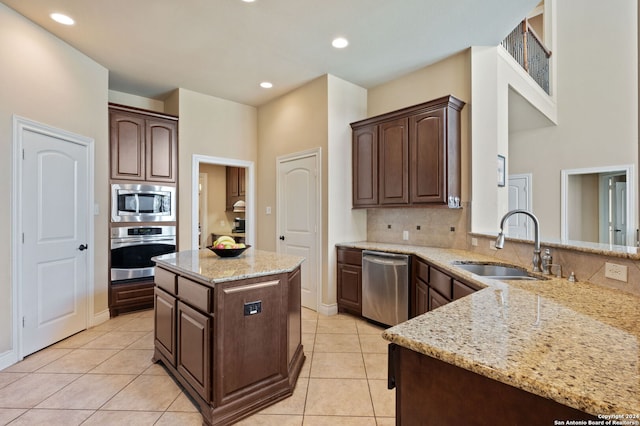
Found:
[279,235,285,241]
[78,244,88,251]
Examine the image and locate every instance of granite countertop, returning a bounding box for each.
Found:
[153,248,304,285]
[338,242,640,417]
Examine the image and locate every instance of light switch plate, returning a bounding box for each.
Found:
[605,262,628,282]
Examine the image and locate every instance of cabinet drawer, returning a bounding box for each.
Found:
[429,267,452,300]
[337,248,362,266]
[155,267,177,295]
[453,279,476,300]
[178,276,213,313]
[415,259,429,282]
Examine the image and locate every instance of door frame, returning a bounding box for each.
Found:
[276,148,322,312]
[561,164,635,244]
[191,155,255,248]
[10,115,95,365]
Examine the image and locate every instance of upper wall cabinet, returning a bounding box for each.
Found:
[109,104,178,183]
[226,166,246,211]
[350,95,465,208]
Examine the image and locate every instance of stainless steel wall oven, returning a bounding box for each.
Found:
[110,225,176,283]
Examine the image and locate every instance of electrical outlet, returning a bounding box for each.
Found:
[489,240,497,250]
[402,230,409,241]
[471,237,478,247]
[605,262,628,282]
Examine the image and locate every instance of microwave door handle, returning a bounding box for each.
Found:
[134,194,140,214]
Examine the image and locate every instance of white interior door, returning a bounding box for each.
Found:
[507,174,533,239]
[21,126,89,356]
[277,152,319,311]
[614,181,627,245]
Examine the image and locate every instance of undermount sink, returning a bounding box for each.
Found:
[453,262,540,280]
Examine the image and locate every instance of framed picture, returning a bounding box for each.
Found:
[497,155,506,187]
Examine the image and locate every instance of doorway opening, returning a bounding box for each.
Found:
[191,155,255,249]
[561,165,636,245]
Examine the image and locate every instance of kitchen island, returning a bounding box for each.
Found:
[152,248,305,426]
[338,242,640,425]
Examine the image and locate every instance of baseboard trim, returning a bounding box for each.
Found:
[92,309,111,327]
[318,303,338,317]
[0,349,18,371]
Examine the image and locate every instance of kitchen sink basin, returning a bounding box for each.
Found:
[453,263,540,280]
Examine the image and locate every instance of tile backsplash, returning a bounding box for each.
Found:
[366,204,640,297]
[366,203,469,249]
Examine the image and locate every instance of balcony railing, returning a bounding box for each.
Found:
[501,19,551,94]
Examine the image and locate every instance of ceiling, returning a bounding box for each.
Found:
[2,0,540,106]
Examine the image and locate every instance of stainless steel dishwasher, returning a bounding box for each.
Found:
[362,250,410,326]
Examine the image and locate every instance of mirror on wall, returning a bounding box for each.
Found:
[560,166,635,246]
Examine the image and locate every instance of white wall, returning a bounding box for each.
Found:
[0,4,109,358]
[508,0,638,241]
[167,88,258,251]
[327,75,367,309]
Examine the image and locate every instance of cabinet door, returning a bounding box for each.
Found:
[177,301,211,401]
[238,167,246,196]
[429,287,449,311]
[154,288,176,366]
[146,118,177,182]
[226,166,241,211]
[415,279,429,316]
[410,108,446,203]
[379,117,409,205]
[110,111,145,180]
[337,263,362,315]
[352,125,378,207]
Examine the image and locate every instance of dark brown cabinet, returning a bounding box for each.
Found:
[389,344,596,425]
[411,256,478,315]
[153,265,304,426]
[226,166,246,211]
[109,104,178,183]
[352,127,378,206]
[154,287,176,365]
[336,247,363,316]
[110,279,154,316]
[350,95,465,208]
[177,301,211,400]
[379,117,409,205]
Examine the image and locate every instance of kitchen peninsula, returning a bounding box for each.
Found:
[338,242,640,425]
[152,248,305,426]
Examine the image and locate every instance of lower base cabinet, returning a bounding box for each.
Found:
[389,344,596,425]
[337,247,363,316]
[110,280,154,317]
[153,265,305,426]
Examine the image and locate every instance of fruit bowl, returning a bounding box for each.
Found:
[207,245,251,258]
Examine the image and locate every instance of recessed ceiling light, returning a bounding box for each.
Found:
[260,82,273,89]
[242,0,256,3]
[50,13,75,26]
[332,37,349,49]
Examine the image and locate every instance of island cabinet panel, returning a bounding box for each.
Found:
[389,344,596,425]
[215,276,286,405]
[336,247,363,316]
[153,262,305,426]
[177,301,211,401]
[350,95,464,208]
[154,287,176,366]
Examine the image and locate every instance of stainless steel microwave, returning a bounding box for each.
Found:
[111,183,176,223]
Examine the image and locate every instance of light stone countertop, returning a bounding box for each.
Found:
[338,241,640,417]
[153,248,304,285]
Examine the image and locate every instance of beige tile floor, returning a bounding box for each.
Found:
[0,308,395,425]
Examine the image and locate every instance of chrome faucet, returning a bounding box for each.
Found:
[495,209,542,272]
